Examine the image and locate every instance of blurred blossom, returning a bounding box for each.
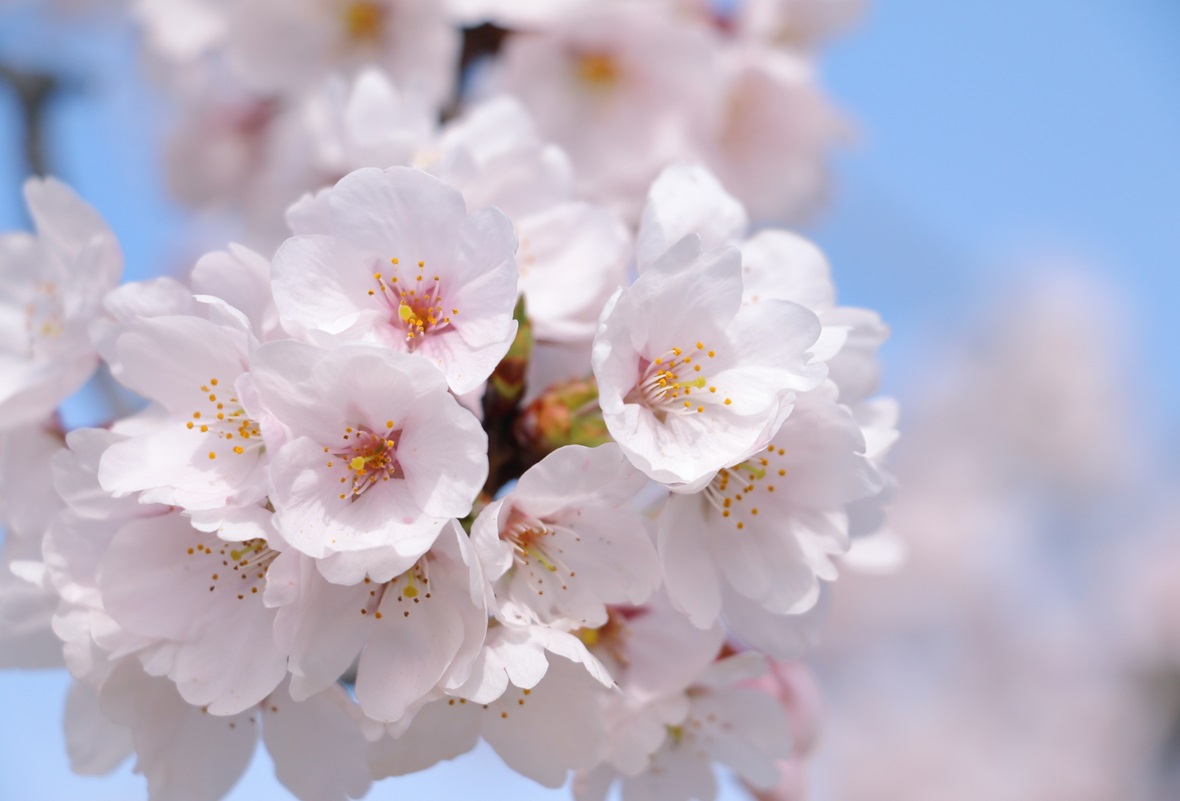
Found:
[815,269,1163,801]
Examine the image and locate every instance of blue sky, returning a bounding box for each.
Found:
[1,0,1178,798]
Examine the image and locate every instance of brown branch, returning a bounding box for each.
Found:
[0,63,63,178]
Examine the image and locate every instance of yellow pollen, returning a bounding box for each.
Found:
[391,258,399,264]
[708,350,715,358]
[736,522,744,529]
[208,452,216,460]
[417,260,424,267]
[343,1,385,43]
[193,412,201,419]
[724,398,732,405]
[200,425,209,433]
[233,446,244,454]
[350,456,367,471]
[186,421,194,429]
[578,52,619,86]
[210,378,218,386]
[403,585,418,598]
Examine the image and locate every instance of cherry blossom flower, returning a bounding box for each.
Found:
[96,295,269,516]
[659,390,882,650]
[592,235,825,491]
[97,510,288,714]
[490,3,722,217]
[0,178,122,430]
[221,0,459,106]
[245,339,487,583]
[272,166,520,395]
[470,443,659,629]
[706,46,847,224]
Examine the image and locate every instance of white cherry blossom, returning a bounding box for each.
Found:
[97,295,269,515]
[705,46,846,224]
[592,235,825,491]
[659,390,882,649]
[98,510,287,714]
[222,0,459,106]
[490,3,722,217]
[272,166,520,395]
[246,339,487,582]
[0,178,121,430]
[470,443,659,629]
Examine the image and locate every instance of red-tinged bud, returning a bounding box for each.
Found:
[514,375,611,459]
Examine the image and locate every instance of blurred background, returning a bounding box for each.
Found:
[1,0,1178,798]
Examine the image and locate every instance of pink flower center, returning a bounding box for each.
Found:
[327,421,403,501]
[630,341,730,416]
[342,1,386,44]
[368,258,459,349]
[702,444,788,531]
[503,511,579,594]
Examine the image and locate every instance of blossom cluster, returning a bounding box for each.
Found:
[0,1,894,800]
[134,0,853,243]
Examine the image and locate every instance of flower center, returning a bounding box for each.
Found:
[187,377,263,461]
[702,444,788,531]
[187,536,278,600]
[342,1,386,44]
[369,258,458,349]
[328,421,403,501]
[503,513,578,594]
[357,560,431,620]
[629,342,730,417]
[576,51,620,88]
